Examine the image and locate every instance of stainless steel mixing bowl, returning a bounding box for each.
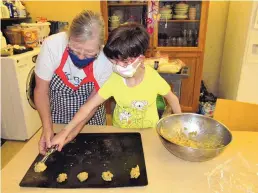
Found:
[156,113,232,162]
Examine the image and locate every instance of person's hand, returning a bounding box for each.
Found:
[38,129,54,155]
[51,129,70,152]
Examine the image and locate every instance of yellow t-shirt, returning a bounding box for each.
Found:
[98,65,170,129]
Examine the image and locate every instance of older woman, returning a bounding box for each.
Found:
[34,10,112,155]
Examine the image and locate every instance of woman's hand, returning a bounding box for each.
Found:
[38,128,54,155]
[51,129,70,152]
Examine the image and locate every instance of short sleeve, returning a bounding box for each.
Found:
[35,40,57,81]
[155,72,171,96]
[98,73,115,100]
[93,50,113,87]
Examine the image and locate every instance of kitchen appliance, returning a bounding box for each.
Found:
[1,48,41,140]
[156,113,232,162]
[20,133,148,188]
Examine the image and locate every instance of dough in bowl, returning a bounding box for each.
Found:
[34,162,47,173]
[77,172,89,182]
[102,171,114,181]
[130,165,140,179]
[57,173,68,183]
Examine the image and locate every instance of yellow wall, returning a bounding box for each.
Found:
[24,1,101,25]
[203,1,229,96]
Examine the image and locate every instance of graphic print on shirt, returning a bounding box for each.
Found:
[119,110,132,122]
[64,72,83,86]
[114,100,153,128]
[132,100,148,111]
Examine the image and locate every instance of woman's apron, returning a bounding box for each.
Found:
[49,48,106,124]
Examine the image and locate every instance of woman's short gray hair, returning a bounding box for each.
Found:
[69,10,104,46]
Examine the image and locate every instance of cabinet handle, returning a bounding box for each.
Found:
[181,66,190,77]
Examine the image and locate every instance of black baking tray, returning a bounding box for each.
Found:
[19,133,148,188]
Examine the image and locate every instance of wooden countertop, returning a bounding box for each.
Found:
[1,124,258,193]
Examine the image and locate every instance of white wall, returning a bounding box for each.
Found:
[218,1,254,99]
[237,2,258,104]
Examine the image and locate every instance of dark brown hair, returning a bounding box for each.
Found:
[103,23,149,60]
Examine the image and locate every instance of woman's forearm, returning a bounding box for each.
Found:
[34,84,53,132]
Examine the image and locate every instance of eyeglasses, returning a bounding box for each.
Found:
[68,44,100,59]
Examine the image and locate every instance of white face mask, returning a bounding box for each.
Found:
[113,57,142,78]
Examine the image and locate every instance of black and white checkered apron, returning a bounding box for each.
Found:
[49,48,106,125]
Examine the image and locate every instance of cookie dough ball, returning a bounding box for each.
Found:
[34,162,47,173]
[102,171,113,181]
[77,172,88,182]
[57,173,68,183]
[130,165,140,179]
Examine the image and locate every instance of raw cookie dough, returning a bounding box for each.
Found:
[77,172,89,182]
[130,165,140,179]
[102,171,114,181]
[34,162,47,173]
[57,173,68,183]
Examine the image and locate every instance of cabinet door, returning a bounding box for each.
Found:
[157,51,202,112]
[153,1,209,52]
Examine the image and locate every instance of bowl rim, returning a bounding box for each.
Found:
[156,113,233,150]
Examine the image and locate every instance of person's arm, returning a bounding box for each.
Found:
[153,68,182,114]
[61,51,113,146]
[34,37,60,154]
[51,93,106,151]
[62,88,99,145]
[163,91,182,114]
[34,75,54,155]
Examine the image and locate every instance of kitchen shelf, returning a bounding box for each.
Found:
[159,20,200,23]
[1,17,31,21]
[155,46,200,52]
[108,2,148,6]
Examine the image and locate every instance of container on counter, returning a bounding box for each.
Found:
[4,26,23,45]
[21,27,39,48]
[20,22,50,45]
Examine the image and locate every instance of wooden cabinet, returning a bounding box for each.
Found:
[157,51,202,112]
[100,1,209,112]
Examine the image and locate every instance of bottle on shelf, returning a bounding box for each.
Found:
[14,0,26,18]
[12,3,18,18]
[0,0,10,18]
[194,29,198,46]
[187,29,194,46]
[4,0,14,18]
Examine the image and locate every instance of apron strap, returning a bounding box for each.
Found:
[82,64,100,91]
[54,47,100,91]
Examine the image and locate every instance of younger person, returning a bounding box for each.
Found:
[51,23,181,151]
